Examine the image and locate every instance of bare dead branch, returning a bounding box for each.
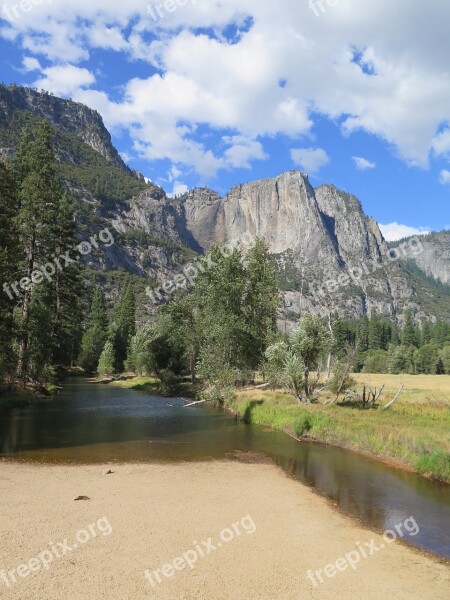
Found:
[382,384,404,410]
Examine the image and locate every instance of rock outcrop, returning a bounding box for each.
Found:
[1,84,449,322]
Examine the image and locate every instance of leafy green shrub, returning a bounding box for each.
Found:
[158,370,180,396]
[98,341,115,376]
[328,362,356,395]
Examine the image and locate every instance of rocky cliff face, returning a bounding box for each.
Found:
[404,231,450,284]
[158,172,423,320]
[181,173,342,287]
[0,84,126,169]
[0,85,448,322]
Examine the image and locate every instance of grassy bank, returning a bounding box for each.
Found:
[232,375,450,483]
[102,375,199,398]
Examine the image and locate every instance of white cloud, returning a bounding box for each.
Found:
[291,147,329,175]
[34,65,95,97]
[439,169,450,185]
[432,128,450,158]
[167,182,189,198]
[352,156,376,170]
[223,135,268,169]
[4,1,450,175]
[379,222,430,242]
[21,56,41,72]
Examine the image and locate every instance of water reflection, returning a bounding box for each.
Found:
[0,381,449,557]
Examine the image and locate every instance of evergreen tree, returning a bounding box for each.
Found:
[78,286,109,373]
[51,192,83,366]
[380,320,392,350]
[436,358,445,375]
[13,121,63,378]
[390,322,401,346]
[440,346,450,374]
[112,284,136,372]
[421,321,433,345]
[358,316,370,352]
[402,312,419,348]
[414,344,439,374]
[27,286,54,382]
[0,160,19,380]
[368,313,383,350]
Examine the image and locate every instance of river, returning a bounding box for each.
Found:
[0,380,449,558]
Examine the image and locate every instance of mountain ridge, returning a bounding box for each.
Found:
[0,84,448,323]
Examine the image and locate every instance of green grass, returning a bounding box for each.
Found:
[107,375,198,398]
[416,452,450,481]
[233,378,450,483]
[111,376,161,392]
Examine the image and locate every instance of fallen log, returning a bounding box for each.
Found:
[382,384,404,410]
[183,399,206,408]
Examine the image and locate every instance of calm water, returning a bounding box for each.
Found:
[1,380,449,558]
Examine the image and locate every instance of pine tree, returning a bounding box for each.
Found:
[13,121,62,379]
[368,313,383,350]
[421,321,433,345]
[390,322,401,346]
[79,286,109,373]
[112,284,136,372]
[0,160,19,380]
[402,312,418,348]
[358,316,370,352]
[51,192,83,366]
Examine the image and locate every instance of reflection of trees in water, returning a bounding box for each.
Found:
[0,383,214,458]
[275,445,387,529]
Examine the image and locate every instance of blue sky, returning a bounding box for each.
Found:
[1,0,450,239]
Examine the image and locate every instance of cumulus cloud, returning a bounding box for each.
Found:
[352,156,376,170]
[379,222,430,242]
[167,182,189,198]
[291,148,329,175]
[223,136,268,169]
[21,56,41,72]
[4,0,450,176]
[34,65,95,97]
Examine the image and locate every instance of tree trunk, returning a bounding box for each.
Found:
[326,352,332,381]
[189,352,196,385]
[304,368,311,403]
[383,384,404,410]
[16,239,35,380]
[51,267,62,362]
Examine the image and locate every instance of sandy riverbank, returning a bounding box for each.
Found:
[0,461,448,599]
